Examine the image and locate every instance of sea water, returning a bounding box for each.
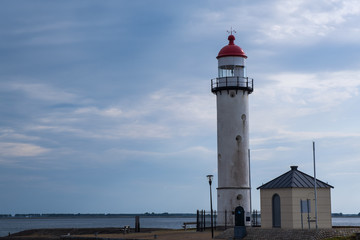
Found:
[0,217,196,237]
[332,217,360,226]
[1,216,359,237]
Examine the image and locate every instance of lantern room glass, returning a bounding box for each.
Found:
[218,65,245,78]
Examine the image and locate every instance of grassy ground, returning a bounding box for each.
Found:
[324,235,356,240]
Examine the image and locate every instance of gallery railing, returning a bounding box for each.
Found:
[211,76,254,93]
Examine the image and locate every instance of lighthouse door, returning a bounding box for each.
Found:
[234,206,247,239]
[235,206,245,226]
[272,194,281,228]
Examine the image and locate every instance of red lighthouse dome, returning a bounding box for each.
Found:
[217,35,247,59]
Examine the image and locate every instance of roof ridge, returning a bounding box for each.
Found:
[291,168,296,187]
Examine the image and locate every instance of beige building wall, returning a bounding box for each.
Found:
[260,188,332,229]
[260,189,293,228]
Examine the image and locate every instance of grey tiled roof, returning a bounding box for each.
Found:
[257,166,334,189]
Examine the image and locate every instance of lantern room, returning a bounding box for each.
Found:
[211,34,253,94]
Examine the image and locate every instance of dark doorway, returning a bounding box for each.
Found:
[272,194,281,228]
[235,206,245,226]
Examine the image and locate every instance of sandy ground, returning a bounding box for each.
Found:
[73,229,224,240]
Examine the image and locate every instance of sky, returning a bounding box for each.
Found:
[1,0,360,215]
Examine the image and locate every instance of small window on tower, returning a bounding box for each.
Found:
[218,65,235,77]
[234,66,245,77]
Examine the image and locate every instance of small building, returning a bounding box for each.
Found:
[257,166,334,229]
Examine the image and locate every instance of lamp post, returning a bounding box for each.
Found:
[207,174,214,238]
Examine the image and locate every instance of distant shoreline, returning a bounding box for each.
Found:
[0,213,197,219]
[1,213,359,219]
[332,214,360,218]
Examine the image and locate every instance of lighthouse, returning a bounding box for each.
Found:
[211,34,253,227]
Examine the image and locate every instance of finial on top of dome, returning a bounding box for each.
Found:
[227,27,236,45]
[227,27,236,35]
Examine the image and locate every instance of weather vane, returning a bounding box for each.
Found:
[227,27,236,35]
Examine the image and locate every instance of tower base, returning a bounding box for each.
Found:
[217,188,251,227]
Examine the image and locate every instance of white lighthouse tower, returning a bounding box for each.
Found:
[211,33,253,227]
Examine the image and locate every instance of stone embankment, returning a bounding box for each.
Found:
[217,227,360,240]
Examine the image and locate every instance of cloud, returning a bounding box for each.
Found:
[103,145,215,167]
[0,142,49,157]
[252,69,360,123]
[186,0,360,45]
[257,0,360,44]
[7,12,112,46]
[2,0,360,214]
[12,21,81,35]
[251,146,294,162]
[265,70,359,111]
[329,171,360,177]
[0,128,40,141]
[3,82,78,103]
[147,88,215,125]
[24,85,215,141]
[106,145,214,160]
[251,129,360,147]
[250,69,360,149]
[106,123,172,139]
[74,107,123,117]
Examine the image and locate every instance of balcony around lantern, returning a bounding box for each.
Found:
[211,76,254,94]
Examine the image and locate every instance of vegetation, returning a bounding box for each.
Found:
[324,235,356,240]
[332,213,360,218]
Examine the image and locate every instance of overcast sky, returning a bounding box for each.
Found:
[1,0,360,215]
